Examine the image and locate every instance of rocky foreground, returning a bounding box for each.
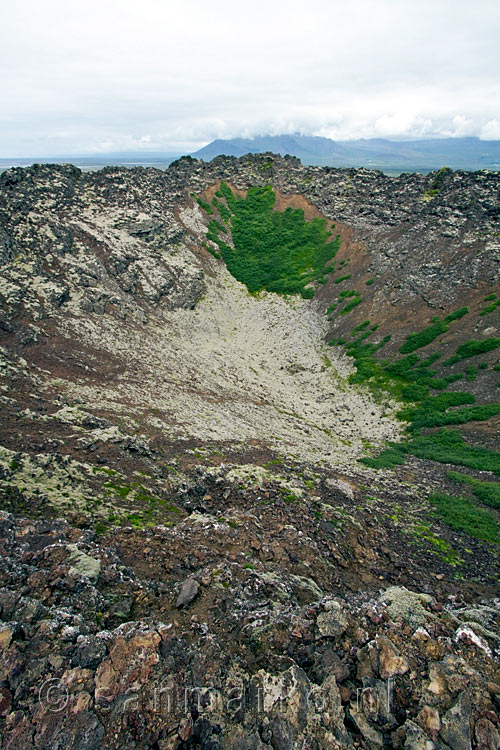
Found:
[0,156,499,748]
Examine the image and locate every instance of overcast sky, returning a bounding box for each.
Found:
[1,0,500,156]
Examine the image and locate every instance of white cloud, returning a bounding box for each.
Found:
[480,120,500,140]
[1,0,500,155]
[440,115,476,137]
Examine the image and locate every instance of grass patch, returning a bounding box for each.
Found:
[429,491,499,545]
[335,274,351,284]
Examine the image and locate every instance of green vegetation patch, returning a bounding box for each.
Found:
[399,308,468,354]
[448,471,500,509]
[192,194,213,215]
[480,298,500,316]
[429,491,499,545]
[397,393,500,431]
[198,182,340,298]
[444,337,500,366]
[361,427,500,477]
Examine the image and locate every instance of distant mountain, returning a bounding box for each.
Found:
[192,135,500,172]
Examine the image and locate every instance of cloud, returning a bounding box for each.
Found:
[480,120,500,140]
[1,0,500,155]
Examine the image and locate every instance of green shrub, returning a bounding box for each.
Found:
[193,195,213,214]
[365,278,375,286]
[480,299,500,316]
[444,307,469,323]
[334,274,351,284]
[341,297,362,314]
[465,366,478,382]
[359,447,406,469]
[484,293,497,302]
[351,321,371,336]
[399,308,468,354]
[401,383,430,401]
[444,338,500,366]
[448,471,500,509]
[202,183,341,298]
[429,492,499,545]
[401,402,500,432]
[406,429,500,475]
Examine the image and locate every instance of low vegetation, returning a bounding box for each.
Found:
[399,308,468,354]
[199,182,340,297]
[429,491,499,545]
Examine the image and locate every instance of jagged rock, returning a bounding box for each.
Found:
[348,703,384,746]
[316,599,349,638]
[379,587,433,628]
[474,717,500,749]
[403,719,437,749]
[94,628,161,704]
[66,544,101,580]
[417,705,441,740]
[220,727,268,749]
[377,636,410,679]
[175,577,200,607]
[439,691,472,750]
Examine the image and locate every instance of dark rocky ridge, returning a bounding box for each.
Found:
[0,155,499,749]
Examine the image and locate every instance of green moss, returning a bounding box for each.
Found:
[429,491,499,545]
[104,482,132,498]
[412,523,463,566]
[92,466,116,476]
